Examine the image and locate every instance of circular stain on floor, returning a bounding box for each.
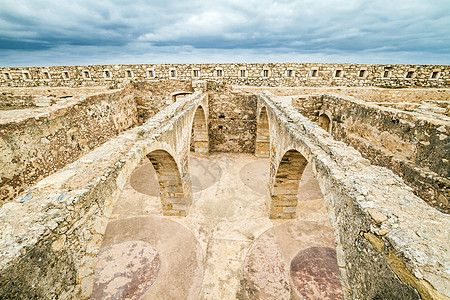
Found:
[130,156,222,196]
[239,160,269,194]
[243,221,339,300]
[92,241,161,300]
[129,162,160,196]
[290,246,343,300]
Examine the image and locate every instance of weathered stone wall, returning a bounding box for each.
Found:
[294,94,450,213]
[260,93,449,299]
[0,87,111,109]
[0,92,207,299]
[236,86,450,104]
[0,88,139,207]
[1,63,449,88]
[0,92,35,109]
[0,80,189,207]
[0,88,448,299]
[207,82,257,152]
[131,80,194,124]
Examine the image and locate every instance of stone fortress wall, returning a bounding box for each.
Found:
[0,62,449,299]
[1,63,449,88]
[0,85,448,299]
[293,93,450,213]
[0,91,209,298]
[0,81,195,207]
[258,93,449,299]
[0,89,139,206]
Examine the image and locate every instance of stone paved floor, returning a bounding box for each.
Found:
[94,153,343,299]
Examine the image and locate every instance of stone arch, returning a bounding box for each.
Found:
[191,105,209,156]
[147,149,191,216]
[255,106,270,157]
[171,91,192,102]
[318,111,332,133]
[268,149,308,219]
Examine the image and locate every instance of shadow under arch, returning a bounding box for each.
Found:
[268,149,308,219]
[147,149,192,216]
[255,106,270,157]
[191,105,209,156]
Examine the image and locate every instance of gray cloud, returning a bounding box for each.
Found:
[0,0,449,66]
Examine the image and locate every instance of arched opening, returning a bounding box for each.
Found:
[318,113,331,133]
[171,91,192,102]
[269,149,308,219]
[147,150,190,216]
[255,106,270,157]
[191,105,209,156]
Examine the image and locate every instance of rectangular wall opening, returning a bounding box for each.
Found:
[406,71,415,79]
[22,72,31,80]
[334,70,343,77]
[431,71,440,79]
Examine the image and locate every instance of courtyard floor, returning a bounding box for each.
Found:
[92,153,343,299]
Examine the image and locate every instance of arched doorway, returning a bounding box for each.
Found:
[318,113,331,133]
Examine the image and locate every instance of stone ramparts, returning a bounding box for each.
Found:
[1,63,448,88]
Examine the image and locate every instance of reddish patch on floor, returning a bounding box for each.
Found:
[92,241,160,300]
[290,247,343,300]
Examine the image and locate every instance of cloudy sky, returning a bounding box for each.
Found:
[0,0,449,67]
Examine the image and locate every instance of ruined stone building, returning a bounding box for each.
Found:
[0,63,449,299]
